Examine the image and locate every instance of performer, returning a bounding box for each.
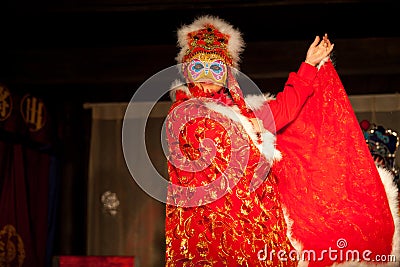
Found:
[251,38,400,266]
[164,15,332,266]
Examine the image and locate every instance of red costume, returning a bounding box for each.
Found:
[254,60,400,267]
[165,83,296,266]
[164,15,400,267]
[164,15,323,266]
[165,73,316,266]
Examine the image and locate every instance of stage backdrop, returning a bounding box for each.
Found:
[84,93,399,267]
[84,102,170,267]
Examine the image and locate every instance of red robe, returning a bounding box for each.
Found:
[257,60,399,267]
[164,63,317,266]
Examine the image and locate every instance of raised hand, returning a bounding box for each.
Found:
[305,33,334,67]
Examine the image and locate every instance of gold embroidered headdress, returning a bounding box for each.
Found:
[175,15,259,127]
[176,15,245,69]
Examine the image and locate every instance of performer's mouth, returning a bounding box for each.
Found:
[197,79,219,85]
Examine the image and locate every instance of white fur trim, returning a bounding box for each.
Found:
[204,101,281,162]
[317,56,330,70]
[244,93,276,110]
[260,131,282,161]
[176,15,245,69]
[377,166,400,264]
[169,86,281,161]
[282,206,306,266]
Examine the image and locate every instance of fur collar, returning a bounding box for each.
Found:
[169,81,281,163]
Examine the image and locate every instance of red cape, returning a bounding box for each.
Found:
[273,60,398,266]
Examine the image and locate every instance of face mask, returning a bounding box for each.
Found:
[186,53,227,85]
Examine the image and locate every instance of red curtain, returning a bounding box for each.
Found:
[0,85,57,267]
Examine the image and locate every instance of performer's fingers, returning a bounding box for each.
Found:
[325,36,332,47]
[317,38,327,48]
[327,43,334,54]
[311,35,320,47]
[323,43,334,58]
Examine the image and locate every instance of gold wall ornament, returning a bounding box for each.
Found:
[20,94,46,132]
[0,224,25,267]
[101,191,120,216]
[0,85,12,121]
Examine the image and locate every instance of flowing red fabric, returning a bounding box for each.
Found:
[273,60,395,266]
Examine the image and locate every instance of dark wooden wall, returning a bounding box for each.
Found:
[1,0,399,101]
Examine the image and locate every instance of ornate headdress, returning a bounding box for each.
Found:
[176,15,245,69]
[173,16,271,149]
[174,15,261,135]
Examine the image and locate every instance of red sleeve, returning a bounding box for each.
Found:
[254,62,317,133]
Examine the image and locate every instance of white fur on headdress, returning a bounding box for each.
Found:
[176,15,245,69]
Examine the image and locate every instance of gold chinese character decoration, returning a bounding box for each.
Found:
[0,85,12,121]
[0,224,25,267]
[20,94,46,132]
